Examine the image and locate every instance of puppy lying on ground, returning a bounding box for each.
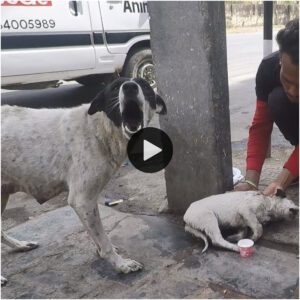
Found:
[184,190,298,252]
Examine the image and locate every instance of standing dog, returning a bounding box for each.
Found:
[1,77,166,285]
[184,190,299,252]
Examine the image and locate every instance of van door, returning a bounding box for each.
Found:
[1,0,96,77]
[99,0,150,54]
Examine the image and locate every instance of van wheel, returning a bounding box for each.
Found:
[122,48,156,88]
[76,74,113,87]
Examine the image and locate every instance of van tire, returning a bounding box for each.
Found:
[76,74,113,87]
[122,48,156,88]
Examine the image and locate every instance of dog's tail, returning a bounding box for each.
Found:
[185,224,209,253]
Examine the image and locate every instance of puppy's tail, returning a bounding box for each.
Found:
[185,224,209,253]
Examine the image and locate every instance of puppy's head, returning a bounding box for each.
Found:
[272,189,299,221]
[88,77,166,139]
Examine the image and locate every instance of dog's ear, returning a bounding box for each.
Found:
[88,90,106,115]
[289,207,299,217]
[275,189,286,198]
[156,94,167,115]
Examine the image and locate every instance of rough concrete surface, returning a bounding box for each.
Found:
[2,130,299,299]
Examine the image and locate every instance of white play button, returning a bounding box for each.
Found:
[143,140,162,161]
[127,127,173,173]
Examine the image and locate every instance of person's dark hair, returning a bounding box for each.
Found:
[276,18,299,65]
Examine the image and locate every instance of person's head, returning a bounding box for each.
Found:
[277,19,299,103]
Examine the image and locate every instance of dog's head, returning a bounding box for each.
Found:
[88,77,166,139]
[272,189,299,221]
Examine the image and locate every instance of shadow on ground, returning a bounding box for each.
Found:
[1,142,299,298]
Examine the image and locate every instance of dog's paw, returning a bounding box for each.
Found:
[17,241,39,252]
[97,245,119,258]
[1,276,8,286]
[116,258,143,274]
[232,245,240,252]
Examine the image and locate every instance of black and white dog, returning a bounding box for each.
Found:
[1,77,166,285]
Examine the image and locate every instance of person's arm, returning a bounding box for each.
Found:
[246,100,274,178]
[235,56,277,192]
[283,144,299,178]
[263,145,299,195]
[235,100,273,191]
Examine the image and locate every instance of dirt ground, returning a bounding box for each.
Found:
[3,141,298,230]
[2,141,299,299]
[1,98,298,299]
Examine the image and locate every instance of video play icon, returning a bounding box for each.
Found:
[143,140,162,161]
[127,127,173,173]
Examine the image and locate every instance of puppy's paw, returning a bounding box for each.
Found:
[233,245,240,252]
[116,258,143,274]
[1,275,8,286]
[16,241,39,252]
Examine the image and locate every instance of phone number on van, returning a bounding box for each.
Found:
[1,19,55,30]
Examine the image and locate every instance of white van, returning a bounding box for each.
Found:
[1,0,155,89]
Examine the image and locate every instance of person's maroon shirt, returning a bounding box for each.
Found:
[246,51,299,177]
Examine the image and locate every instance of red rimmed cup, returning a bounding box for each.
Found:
[237,239,254,258]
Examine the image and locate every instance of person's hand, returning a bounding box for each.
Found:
[234,170,260,192]
[234,182,257,192]
[263,182,284,196]
[263,168,296,196]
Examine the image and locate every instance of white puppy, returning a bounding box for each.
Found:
[183,190,298,252]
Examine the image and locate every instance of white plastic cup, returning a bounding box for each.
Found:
[238,239,254,258]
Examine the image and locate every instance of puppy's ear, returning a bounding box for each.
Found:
[289,207,299,216]
[275,189,286,198]
[88,90,105,115]
[156,94,167,115]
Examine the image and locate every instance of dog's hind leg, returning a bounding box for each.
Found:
[1,191,9,285]
[1,191,38,252]
[202,212,239,252]
[185,225,209,253]
[1,191,38,286]
[68,192,143,274]
[242,211,263,242]
[1,231,39,251]
[226,228,248,243]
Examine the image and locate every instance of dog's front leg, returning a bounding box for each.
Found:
[68,194,143,274]
[242,211,263,242]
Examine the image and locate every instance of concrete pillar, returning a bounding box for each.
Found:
[149,1,233,214]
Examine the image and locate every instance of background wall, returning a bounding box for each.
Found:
[226,1,299,28]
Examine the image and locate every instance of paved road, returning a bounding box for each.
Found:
[1,31,280,142]
[227,31,278,84]
[227,31,279,141]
